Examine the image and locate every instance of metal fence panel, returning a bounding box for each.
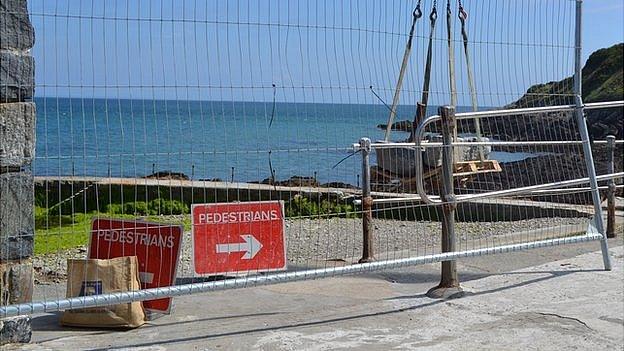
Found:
[1,0,622,318]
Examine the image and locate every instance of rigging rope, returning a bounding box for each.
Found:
[383,0,423,141]
[370,85,394,113]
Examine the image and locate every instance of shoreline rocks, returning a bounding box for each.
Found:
[377,120,413,132]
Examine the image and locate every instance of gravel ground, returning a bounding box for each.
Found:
[33,217,590,283]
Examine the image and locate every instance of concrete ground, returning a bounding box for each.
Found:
[4,236,623,351]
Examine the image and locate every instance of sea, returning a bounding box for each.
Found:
[33,97,539,185]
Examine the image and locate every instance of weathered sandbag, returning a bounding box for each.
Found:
[60,256,145,328]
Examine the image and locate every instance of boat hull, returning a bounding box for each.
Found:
[374,138,492,177]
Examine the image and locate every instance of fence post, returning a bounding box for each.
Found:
[573,0,612,270]
[606,135,616,238]
[427,106,463,299]
[359,138,374,263]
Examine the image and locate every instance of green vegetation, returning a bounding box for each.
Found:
[509,43,623,140]
[510,43,623,107]
[285,196,357,218]
[34,208,93,255]
[582,43,624,103]
[34,199,193,255]
[105,198,189,216]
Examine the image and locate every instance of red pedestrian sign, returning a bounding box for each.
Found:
[88,218,183,314]
[192,201,287,275]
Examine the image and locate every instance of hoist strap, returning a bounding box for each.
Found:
[384,3,423,141]
[408,4,437,142]
[446,0,457,108]
[446,0,458,142]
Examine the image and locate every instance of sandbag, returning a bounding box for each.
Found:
[60,256,145,328]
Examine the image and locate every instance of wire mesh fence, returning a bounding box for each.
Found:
[1,0,622,318]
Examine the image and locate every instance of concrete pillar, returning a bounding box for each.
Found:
[1,0,36,345]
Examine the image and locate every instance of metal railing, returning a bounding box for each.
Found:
[1,232,602,317]
[350,101,624,205]
[414,101,624,204]
[350,100,623,275]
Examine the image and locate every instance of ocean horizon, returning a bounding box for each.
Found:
[33,97,535,185]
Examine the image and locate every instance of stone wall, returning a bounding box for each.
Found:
[0,0,35,345]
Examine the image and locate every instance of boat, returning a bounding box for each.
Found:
[375,135,492,178]
[374,2,494,180]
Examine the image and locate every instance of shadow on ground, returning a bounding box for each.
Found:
[30,267,599,351]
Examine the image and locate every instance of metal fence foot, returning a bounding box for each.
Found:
[426,285,464,299]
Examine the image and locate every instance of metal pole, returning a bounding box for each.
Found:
[359,138,374,263]
[1,233,603,318]
[428,106,462,298]
[573,0,612,270]
[606,135,616,238]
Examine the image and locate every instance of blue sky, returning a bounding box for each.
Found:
[583,1,624,56]
[30,0,623,106]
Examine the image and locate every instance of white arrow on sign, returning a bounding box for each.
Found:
[215,234,263,259]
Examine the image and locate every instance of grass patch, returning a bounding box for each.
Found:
[34,206,193,255]
[285,196,357,218]
[35,218,92,255]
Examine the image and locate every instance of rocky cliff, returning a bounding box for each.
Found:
[509,43,623,140]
